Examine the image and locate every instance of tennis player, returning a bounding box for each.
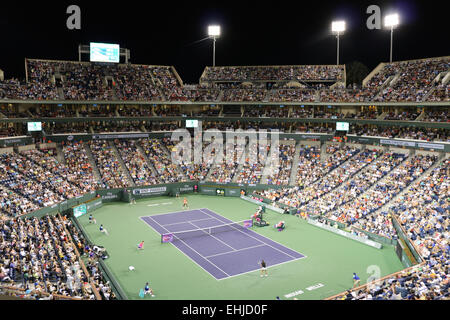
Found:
[137,241,144,250]
[182,197,189,209]
[352,273,361,288]
[88,214,96,224]
[99,224,109,236]
[144,282,155,297]
[260,260,268,277]
[274,221,285,231]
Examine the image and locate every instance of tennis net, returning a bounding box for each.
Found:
[161,219,253,243]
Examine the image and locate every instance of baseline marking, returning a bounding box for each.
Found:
[216,256,306,281]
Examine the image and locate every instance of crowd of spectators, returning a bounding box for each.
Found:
[266,144,296,186]
[1,58,448,103]
[0,125,19,138]
[0,153,66,208]
[0,215,95,299]
[46,122,91,134]
[115,140,158,186]
[350,125,400,138]
[269,89,317,102]
[427,83,450,102]
[290,106,314,119]
[380,59,449,102]
[0,185,39,217]
[19,148,88,196]
[201,65,345,82]
[291,123,334,134]
[29,106,76,118]
[392,159,449,253]
[62,142,102,191]
[301,150,398,216]
[334,154,437,227]
[396,127,449,142]
[259,144,360,207]
[0,78,58,101]
[385,111,420,121]
[88,140,130,189]
[222,89,267,102]
[422,109,449,122]
[207,139,245,183]
[140,138,186,183]
[79,105,116,118]
[235,142,271,184]
[336,158,448,300]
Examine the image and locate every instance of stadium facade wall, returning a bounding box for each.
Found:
[1,116,450,130]
[3,131,445,152]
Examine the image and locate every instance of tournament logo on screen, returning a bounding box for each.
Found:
[162,234,174,243]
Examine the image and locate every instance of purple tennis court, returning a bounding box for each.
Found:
[140,208,306,280]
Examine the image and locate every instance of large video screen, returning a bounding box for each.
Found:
[73,204,87,218]
[27,122,42,131]
[90,42,120,63]
[336,122,350,131]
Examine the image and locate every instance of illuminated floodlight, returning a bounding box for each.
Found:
[208,25,221,37]
[208,25,221,67]
[384,14,399,28]
[331,21,346,33]
[331,21,346,65]
[384,14,400,63]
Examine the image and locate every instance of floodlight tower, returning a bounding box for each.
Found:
[208,25,221,67]
[331,21,346,65]
[384,14,399,63]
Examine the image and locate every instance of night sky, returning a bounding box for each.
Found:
[0,0,448,83]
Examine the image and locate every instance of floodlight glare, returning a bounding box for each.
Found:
[385,13,399,63]
[331,21,346,65]
[208,25,221,67]
[385,14,399,28]
[332,21,346,33]
[208,25,221,37]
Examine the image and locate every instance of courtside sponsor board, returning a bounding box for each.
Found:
[133,186,167,195]
[307,219,382,249]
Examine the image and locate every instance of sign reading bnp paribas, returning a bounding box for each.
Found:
[133,187,167,195]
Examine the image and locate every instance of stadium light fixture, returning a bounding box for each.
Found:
[384,14,399,63]
[331,21,346,65]
[208,25,221,67]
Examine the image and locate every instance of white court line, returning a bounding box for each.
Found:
[199,208,307,261]
[187,221,237,252]
[140,208,307,280]
[138,208,209,219]
[163,217,218,227]
[139,215,231,280]
[147,202,174,206]
[204,244,266,259]
[217,256,306,281]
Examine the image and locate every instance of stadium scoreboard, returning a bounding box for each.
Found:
[336,122,350,131]
[27,122,42,131]
[90,43,120,63]
[186,120,199,128]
